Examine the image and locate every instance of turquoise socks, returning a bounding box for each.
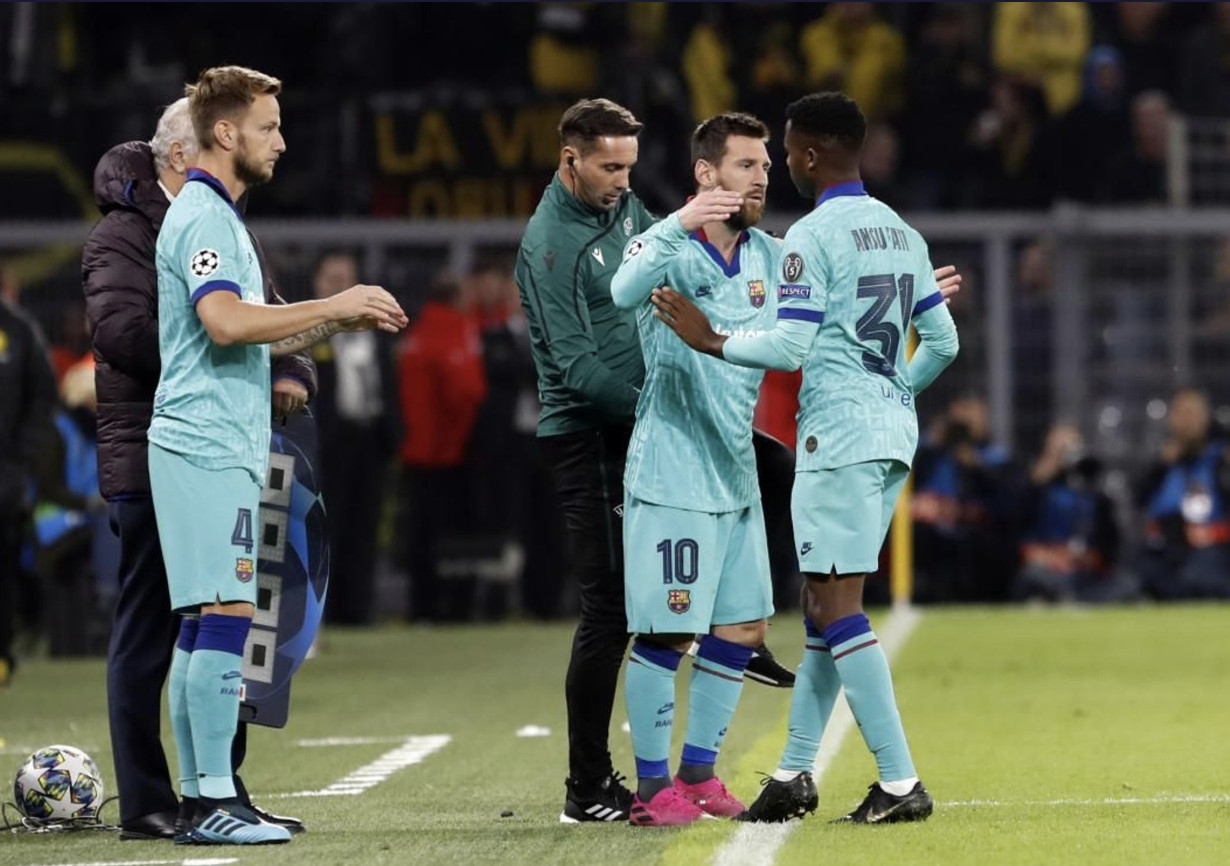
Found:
[779,618,842,772]
[168,617,199,798]
[679,635,753,783]
[625,640,682,797]
[186,614,251,801]
[825,613,916,783]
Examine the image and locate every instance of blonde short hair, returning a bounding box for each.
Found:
[185,65,282,150]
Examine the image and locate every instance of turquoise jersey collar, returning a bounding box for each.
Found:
[186,168,243,220]
[688,226,750,278]
[815,180,866,208]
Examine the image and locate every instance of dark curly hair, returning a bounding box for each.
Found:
[785,92,866,153]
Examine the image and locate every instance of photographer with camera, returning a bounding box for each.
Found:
[1013,423,1130,603]
[912,396,1019,603]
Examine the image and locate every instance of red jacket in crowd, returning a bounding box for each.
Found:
[397,300,487,468]
[754,369,802,450]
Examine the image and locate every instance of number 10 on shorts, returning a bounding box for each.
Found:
[657,538,699,585]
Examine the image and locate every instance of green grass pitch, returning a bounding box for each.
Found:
[2,606,1229,866]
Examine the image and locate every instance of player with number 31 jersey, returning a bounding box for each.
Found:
[651,92,958,826]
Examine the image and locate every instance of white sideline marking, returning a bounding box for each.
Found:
[266,734,450,799]
[515,725,552,738]
[297,736,411,747]
[28,859,237,866]
[712,606,922,866]
[943,794,1230,807]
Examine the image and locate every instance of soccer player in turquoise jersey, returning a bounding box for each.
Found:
[610,113,777,826]
[653,92,959,825]
[151,66,406,845]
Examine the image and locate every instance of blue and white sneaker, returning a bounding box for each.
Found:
[179,803,292,845]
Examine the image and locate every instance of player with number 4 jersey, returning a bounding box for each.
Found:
[652,93,959,825]
[150,66,406,846]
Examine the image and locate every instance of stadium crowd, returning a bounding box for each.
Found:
[6,2,1230,675]
[3,3,1230,217]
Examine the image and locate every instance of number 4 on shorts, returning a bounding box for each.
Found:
[232,507,255,554]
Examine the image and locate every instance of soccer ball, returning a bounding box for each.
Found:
[12,745,104,822]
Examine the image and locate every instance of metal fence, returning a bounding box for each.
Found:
[8,206,1230,474]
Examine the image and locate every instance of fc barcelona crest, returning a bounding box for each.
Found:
[668,589,692,614]
[748,280,766,308]
[235,557,255,583]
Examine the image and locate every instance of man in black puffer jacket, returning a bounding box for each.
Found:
[82,98,315,840]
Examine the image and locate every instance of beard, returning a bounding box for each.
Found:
[234,136,273,187]
[727,198,765,232]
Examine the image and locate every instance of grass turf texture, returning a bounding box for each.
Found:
[2,606,1228,866]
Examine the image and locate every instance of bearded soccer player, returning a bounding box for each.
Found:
[515,98,811,825]
[150,65,406,845]
[653,92,959,825]
[610,113,779,826]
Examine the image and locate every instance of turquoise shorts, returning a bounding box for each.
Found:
[149,443,261,612]
[792,459,910,576]
[623,496,774,635]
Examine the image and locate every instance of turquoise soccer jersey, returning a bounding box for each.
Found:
[611,213,780,513]
[149,169,271,484]
[773,182,948,470]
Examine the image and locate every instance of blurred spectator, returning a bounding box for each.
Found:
[682,7,735,121]
[32,361,106,657]
[1013,237,1056,454]
[754,370,802,451]
[1013,423,1132,603]
[313,251,402,626]
[601,2,691,213]
[530,2,601,95]
[900,2,989,209]
[1098,89,1170,204]
[467,263,568,619]
[398,271,487,621]
[967,77,1059,209]
[1177,3,1230,116]
[912,395,1019,603]
[468,259,532,619]
[861,122,903,208]
[1136,388,1230,599]
[750,18,802,96]
[0,265,57,684]
[1100,2,1177,98]
[1055,46,1131,202]
[798,2,906,121]
[992,2,1091,116]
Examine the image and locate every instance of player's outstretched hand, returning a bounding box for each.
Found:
[328,284,409,333]
[676,187,744,232]
[935,265,962,304]
[651,287,726,357]
[272,377,309,419]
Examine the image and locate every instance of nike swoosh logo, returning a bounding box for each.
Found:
[657,703,674,715]
[222,671,244,680]
[865,800,908,823]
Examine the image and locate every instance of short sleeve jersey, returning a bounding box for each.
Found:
[619,217,780,512]
[776,182,944,470]
[149,169,271,484]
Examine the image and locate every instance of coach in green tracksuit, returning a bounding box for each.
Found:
[515,98,655,825]
[515,98,798,826]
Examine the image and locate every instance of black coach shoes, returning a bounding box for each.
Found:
[120,809,180,841]
[746,643,796,688]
